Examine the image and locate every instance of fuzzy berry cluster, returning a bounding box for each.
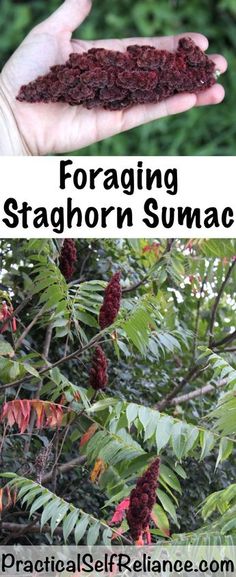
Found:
[127,458,160,542]
[59,239,77,281]
[99,272,121,329]
[89,345,108,391]
[17,38,216,110]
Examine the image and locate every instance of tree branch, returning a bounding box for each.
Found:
[156,365,205,411]
[42,455,87,484]
[0,334,101,392]
[192,277,206,362]
[68,276,86,287]
[212,329,236,349]
[216,347,236,353]
[157,260,236,411]
[209,260,236,347]
[122,239,174,294]
[169,379,226,406]
[122,275,149,294]
[1,522,63,536]
[1,519,132,545]
[14,306,46,351]
[43,323,53,361]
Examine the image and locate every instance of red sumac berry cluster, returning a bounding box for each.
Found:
[59,239,77,281]
[127,458,160,542]
[17,38,216,110]
[99,272,121,329]
[89,345,108,391]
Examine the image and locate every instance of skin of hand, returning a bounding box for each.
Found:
[0,0,228,155]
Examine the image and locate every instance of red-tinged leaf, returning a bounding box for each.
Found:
[19,400,30,433]
[19,415,28,434]
[12,317,17,332]
[90,459,106,483]
[59,394,67,405]
[80,423,98,448]
[10,399,30,434]
[46,403,64,428]
[20,399,30,419]
[0,489,3,513]
[11,400,20,423]
[151,511,158,526]
[6,406,15,427]
[33,400,45,429]
[12,488,17,506]
[1,400,68,432]
[144,527,152,544]
[110,498,130,525]
[6,486,12,509]
[0,402,8,420]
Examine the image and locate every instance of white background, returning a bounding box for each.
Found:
[0,156,235,238]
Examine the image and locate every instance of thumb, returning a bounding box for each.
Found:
[36,0,92,35]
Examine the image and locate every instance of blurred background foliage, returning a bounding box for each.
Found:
[0,0,235,155]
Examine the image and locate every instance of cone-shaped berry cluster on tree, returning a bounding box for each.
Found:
[127,458,160,542]
[99,272,121,329]
[89,345,108,391]
[59,239,77,281]
[17,38,216,110]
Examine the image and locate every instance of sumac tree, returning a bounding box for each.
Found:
[0,238,236,545]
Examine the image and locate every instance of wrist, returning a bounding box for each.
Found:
[0,78,32,156]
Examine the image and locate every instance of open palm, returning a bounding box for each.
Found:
[0,0,227,155]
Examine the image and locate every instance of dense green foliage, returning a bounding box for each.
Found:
[1,0,235,155]
[0,238,236,545]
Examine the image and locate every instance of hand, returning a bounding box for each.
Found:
[0,0,227,155]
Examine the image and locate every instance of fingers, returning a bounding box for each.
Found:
[194,54,227,107]
[195,84,225,107]
[34,0,92,35]
[73,32,209,53]
[73,93,197,148]
[120,93,197,133]
[172,32,208,52]
[210,53,228,74]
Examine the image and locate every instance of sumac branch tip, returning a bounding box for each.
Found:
[0,399,68,433]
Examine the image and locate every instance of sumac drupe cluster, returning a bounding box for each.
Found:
[99,271,121,329]
[17,38,216,110]
[127,458,160,542]
[59,239,77,281]
[89,345,108,391]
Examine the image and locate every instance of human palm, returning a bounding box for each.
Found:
[0,0,227,155]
